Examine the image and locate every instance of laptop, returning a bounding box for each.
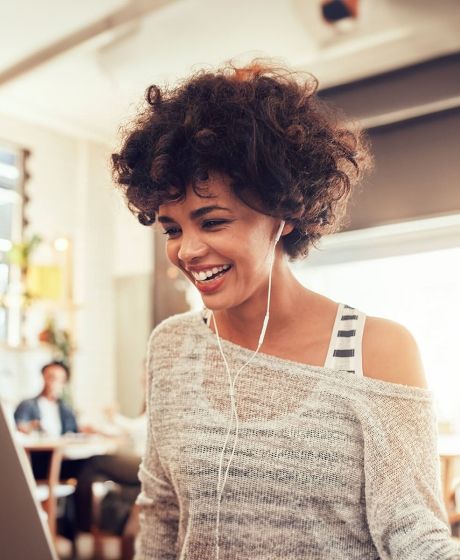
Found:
[0,402,58,560]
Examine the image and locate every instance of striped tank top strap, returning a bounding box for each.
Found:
[323,303,367,376]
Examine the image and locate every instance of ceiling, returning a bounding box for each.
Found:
[1,0,460,144]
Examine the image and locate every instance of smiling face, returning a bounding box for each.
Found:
[158,174,289,312]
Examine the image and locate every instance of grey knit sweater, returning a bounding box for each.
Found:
[135,310,460,559]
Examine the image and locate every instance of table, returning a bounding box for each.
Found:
[438,434,460,523]
[23,434,121,539]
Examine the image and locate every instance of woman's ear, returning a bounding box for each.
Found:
[282,221,295,237]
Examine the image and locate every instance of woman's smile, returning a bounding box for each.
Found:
[192,265,233,294]
[187,263,232,282]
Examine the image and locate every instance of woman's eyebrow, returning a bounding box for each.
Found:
[158,205,232,223]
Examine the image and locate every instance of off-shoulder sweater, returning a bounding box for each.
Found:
[135,309,460,559]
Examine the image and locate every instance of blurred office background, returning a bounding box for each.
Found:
[1,0,459,431]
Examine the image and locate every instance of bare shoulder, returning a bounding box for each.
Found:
[362,315,428,389]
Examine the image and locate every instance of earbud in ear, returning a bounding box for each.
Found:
[275,220,286,244]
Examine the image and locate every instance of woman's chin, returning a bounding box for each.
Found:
[200,296,230,312]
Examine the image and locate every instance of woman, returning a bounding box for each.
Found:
[112,61,459,559]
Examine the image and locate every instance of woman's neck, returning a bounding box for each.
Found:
[211,260,309,349]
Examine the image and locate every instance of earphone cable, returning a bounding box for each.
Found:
[212,221,284,560]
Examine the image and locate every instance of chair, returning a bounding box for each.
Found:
[121,503,140,559]
[90,480,139,560]
[26,446,77,540]
[448,479,460,536]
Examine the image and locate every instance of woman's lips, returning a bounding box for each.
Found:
[194,267,230,294]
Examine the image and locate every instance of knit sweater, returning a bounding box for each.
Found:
[135,310,460,559]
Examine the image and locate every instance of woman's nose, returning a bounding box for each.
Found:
[177,233,207,263]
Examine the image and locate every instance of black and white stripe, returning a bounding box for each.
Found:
[324,303,366,376]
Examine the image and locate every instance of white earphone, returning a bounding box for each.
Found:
[274,218,285,243]
[212,219,285,560]
[257,219,285,345]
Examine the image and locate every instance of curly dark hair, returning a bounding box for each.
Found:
[112,59,372,260]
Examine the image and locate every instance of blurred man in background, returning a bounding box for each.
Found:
[14,360,78,437]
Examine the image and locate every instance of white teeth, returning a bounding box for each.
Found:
[191,264,231,281]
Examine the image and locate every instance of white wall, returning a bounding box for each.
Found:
[71,139,116,420]
[112,186,154,417]
[0,112,153,421]
[112,192,155,278]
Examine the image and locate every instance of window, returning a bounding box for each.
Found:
[292,214,460,424]
[0,143,27,344]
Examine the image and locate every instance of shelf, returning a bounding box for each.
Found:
[0,341,55,352]
[0,299,83,311]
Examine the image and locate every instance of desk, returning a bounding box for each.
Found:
[23,435,121,539]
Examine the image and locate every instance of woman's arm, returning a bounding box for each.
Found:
[135,428,180,559]
[360,318,460,559]
[362,316,427,389]
[134,334,180,559]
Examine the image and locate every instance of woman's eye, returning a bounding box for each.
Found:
[162,220,229,238]
[162,227,181,238]
[202,220,228,229]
